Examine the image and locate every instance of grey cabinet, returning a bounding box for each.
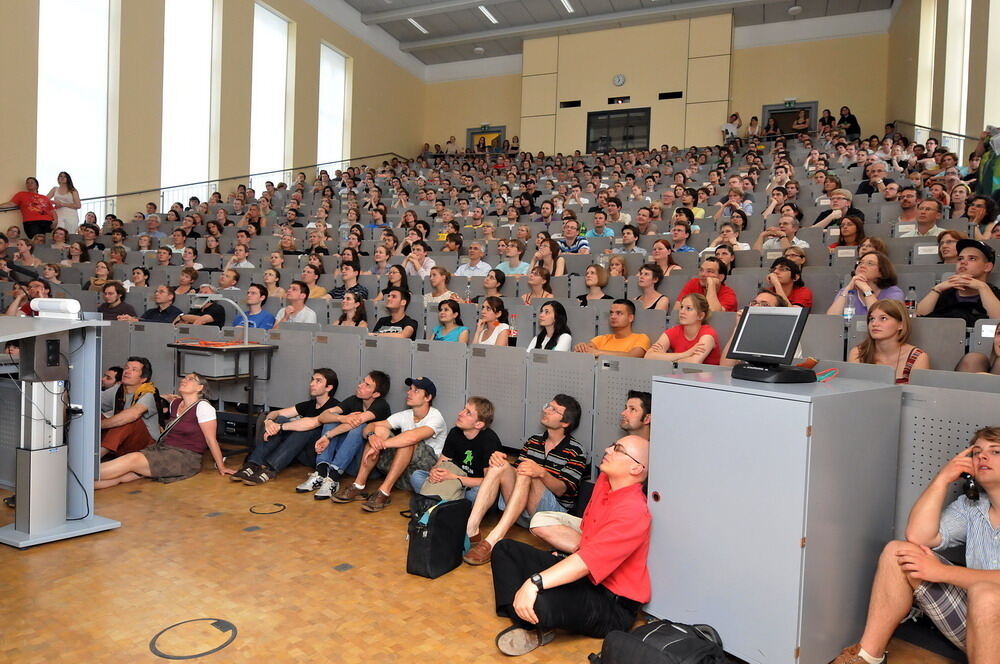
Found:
[648,374,901,664]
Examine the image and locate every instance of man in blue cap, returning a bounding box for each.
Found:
[331,376,448,512]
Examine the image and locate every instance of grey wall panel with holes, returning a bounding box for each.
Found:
[412,341,468,423]
[129,322,181,389]
[908,369,1000,391]
[312,332,362,404]
[466,345,527,450]
[800,314,846,361]
[593,357,665,472]
[101,320,132,371]
[894,385,997,538]
[215,327,270,405]
[525,351,595,466]
[361,336,412,413]
[264,328,316,407]
[0,382,19,488]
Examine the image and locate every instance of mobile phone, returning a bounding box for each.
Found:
[961,450,980,501]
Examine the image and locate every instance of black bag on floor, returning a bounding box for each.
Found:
[590,619,726,664]
[405,493,472,579]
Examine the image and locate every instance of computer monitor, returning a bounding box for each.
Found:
[727,306,815,383]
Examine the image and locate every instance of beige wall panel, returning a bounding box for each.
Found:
[650,99,687,149]
[0,0,38,220]
[554,108,586,154]
[886,0,921,125]
[521,73,558,118]
[522,36,558,76]
[731,34,888,139]
[424,75,521,146]
[686,55,730,104]
[689,14,732,58]
[520,115,556,155]
[685,101,729,146]
[212,0,253,181]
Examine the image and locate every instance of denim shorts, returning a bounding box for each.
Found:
[499,486,567,528]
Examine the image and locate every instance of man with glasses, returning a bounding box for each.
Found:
[812,189,865,229]
[462,395,588,566]
[488,434,649,656]
[917,239,1000,326]
[557,218,590,254]
[856,161,895,197]
[675,257,738,312]
[455,241,492,277]
[755,215,811,252]
[899,199,947,238]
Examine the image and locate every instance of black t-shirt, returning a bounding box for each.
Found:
[577,293,613,306]
[337,395,391,421]
[188,302,226,328]
[440,426,503,478]
[294,396,340,418]
[930,284,1000,327]
[855,178,895,197]
[372,315,418,337]
[814,206,865,227]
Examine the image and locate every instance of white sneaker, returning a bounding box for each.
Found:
[314,477,338,500]
[295,471,322,493]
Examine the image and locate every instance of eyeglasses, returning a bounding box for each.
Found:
[612,442,645,467]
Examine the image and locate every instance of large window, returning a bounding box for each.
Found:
[36,0,110,214]
[161,0,214,199]
[317,44,347,167]
[249,3,289,190]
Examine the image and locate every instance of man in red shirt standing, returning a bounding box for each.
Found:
[674,256,738,312]
[490,434,651,656]
[1,177,56,239]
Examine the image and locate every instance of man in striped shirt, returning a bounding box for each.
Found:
[831,427,1000,664]
[462,394,588,567]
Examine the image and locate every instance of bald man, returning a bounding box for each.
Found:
[490,435,651,657]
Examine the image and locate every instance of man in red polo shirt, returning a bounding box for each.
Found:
[674,256,738,312]
[1,177,55,239]
[490,434,650,656]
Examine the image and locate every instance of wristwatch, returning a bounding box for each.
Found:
[529,573,544,591]
[862,290,873,298]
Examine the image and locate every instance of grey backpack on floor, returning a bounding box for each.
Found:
[590,619,727,664]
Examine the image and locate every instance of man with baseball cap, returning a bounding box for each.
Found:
[917,239,1000,326]
[331,376,447,512]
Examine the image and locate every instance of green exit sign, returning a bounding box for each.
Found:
[783,99,796,108]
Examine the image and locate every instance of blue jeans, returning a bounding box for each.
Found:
[314,423,366,477]
[248,416,320,471]
[409,469,482,503]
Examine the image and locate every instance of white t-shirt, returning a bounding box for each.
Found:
[387,406,448,456]
[276,306,318,325]
[193,400,217,423]
[526,333,573,351]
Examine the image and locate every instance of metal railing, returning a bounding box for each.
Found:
[77,152,408,220]
[892,120,981,158]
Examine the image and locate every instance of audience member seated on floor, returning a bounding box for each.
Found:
[290,371,392,499]
[96,373,233,488]
[370,286,418,338]
[898,199,946,238]
[233,368,340,485]
[4,278,50,317]
[848,300,930,384]
[573,299,650,358]
[830,427,1000,664]
[118,284,182,324]
[645,293,720,365]
[410,397,502,502]
[332,376,447,513]
[526,301,572,352]
[462,394,588,567]
[429,298,469,343]
[101,365,122,392]
[955,323,1000,375]
[489,434,648,657]
[99,356,161,459]
[273,280,317,328]
[765,257,813,310]
[675,256,738,313]
[175,284,226,328]
[917,240,1000,326]
[827,252,903,318]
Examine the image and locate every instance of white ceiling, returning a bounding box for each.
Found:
[340,0,894,65]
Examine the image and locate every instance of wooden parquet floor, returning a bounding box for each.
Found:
[0,457,960,664]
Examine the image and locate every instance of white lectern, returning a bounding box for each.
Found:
[0,316,120,547]
[648,372,901,664]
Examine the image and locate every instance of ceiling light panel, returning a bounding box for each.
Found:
[478,5,499,23]
[407,17,429,34]
[560,0,575,14]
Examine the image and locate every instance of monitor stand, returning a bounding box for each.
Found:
[731,362,817,384]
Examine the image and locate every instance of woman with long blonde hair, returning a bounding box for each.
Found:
[847,299,929,384]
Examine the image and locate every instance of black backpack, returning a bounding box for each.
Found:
[590,619,727,664]
[405,493,472,579]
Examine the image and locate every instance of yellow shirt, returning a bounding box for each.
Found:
[590,332,651,353]
[308,285,328,299]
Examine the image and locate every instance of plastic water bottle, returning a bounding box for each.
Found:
[842,297,855,323]
[905,286,917,317]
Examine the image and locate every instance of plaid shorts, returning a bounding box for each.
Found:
[912,553,967,652]
[376,441,438,491]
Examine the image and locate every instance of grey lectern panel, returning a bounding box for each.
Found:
[467,345,526,449]
[361,337,412,412]
[412,341,468,421]
[313,333,362,402]
[525,351,594,458]
[593,357,661,466]
[131,322,179,391]
[894,384,996,537]
[266,328,316,406]
[0,382,19,489]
